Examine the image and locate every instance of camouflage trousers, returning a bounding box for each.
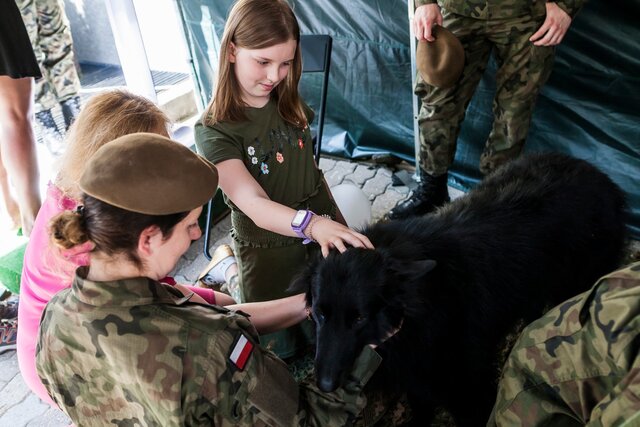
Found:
[16,0,80,112]
[489,262,640,426]
[416,10,555,176]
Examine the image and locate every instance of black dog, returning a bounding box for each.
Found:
[291,153,627,426]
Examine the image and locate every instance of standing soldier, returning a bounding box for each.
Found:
[17,0,82,155]
[388,0,584,219]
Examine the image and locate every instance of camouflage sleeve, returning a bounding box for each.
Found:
[588,367,640,427]
[295,346,382,426]
[584,270,640,426]
[551,0,584,18]
[196,326,381,426]
[490,263,640,426]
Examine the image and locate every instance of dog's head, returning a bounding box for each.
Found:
[290,247,436,392]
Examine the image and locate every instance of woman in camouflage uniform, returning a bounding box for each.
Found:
[36,133,383,426]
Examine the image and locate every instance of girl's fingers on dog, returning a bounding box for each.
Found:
[344,231,373,250]
[333,239,348,253]
[355,232,374,249]
[321,241,335,258]
[321,244,330,258]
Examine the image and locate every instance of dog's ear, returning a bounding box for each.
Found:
[289,273,313,309]
[389,258,437,279]
[288,268,312,294]
[288,254,321,305]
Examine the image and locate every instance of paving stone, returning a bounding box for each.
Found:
[26,405,70,426]
[361,169,392,197]
[0,372,32,415]
[371,189,408,222]
[376,167,394,178]
[323,161,357,187]
[0,351,19,385]
[318,157,336,172]
[343,164,377,186]
[2,394,53,426]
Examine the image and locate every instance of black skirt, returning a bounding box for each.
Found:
[0,0,41,78]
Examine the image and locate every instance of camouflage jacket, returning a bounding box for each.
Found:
[36,269,380,426]
[415,0,583,20]
[490,262,640,426]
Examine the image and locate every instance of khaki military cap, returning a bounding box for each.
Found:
[416,25,464,88]
[80,132,218,215]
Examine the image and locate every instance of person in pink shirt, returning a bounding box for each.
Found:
[17,90,233,405]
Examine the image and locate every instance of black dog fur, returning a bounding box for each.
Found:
[290,153,627,426]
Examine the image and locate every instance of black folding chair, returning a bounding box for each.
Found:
[203,35,333,260]
[300,34,332,164]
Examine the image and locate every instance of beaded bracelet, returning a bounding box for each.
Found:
[304,215,321,243]
[304,214,331,242]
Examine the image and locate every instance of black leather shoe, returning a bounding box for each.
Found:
[61,95,82,130]
[386,171,450,219]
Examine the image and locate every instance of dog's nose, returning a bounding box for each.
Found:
[317,376,339,393]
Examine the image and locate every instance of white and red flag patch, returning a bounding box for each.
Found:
[229,334,253,370]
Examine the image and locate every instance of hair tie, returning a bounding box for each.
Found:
[75,205,85,216]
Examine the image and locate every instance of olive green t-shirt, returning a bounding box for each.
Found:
[195,99,322,210]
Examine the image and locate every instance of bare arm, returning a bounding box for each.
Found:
[530,2,573,46]
[213,292,236,306]
[216,159,373,257]
[226,293,308,334]
[413,4,443,41]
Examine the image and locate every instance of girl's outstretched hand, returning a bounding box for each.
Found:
[305,216,374,257]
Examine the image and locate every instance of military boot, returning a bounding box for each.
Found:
[60,95,82,130]
[35,109,65,156]
[386,170,450,219]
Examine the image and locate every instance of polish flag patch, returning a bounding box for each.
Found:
[229,334,253,370]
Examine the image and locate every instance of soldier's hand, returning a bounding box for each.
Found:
[530,2,572,46]
[413,4,443,42]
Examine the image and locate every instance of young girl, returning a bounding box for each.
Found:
[195,0,373,359]
[18,90,235,406]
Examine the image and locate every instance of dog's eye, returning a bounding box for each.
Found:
[355,315,366,324]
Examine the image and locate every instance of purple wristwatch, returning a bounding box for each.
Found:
[291,209,314,244]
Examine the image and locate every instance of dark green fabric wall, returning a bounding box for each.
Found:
[176,0,639,238]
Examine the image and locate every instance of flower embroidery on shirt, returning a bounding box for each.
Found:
[247,123,310,174]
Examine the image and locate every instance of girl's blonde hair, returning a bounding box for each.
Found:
[203,0,306,127]
[55,90,170,200]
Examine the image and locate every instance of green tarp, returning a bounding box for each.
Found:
[176,0,639,238]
